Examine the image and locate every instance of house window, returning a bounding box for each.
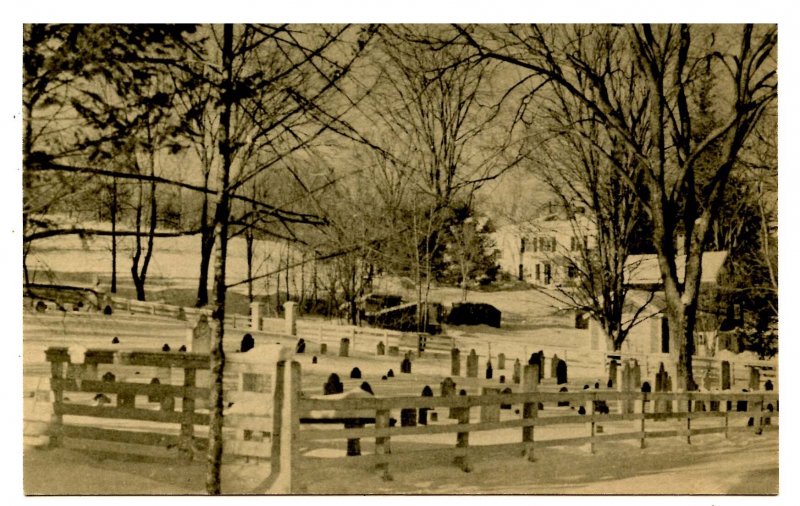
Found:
[567,265,577,279]
[661,317,670,353]
[544,263,552,284]
[535,264,541,282]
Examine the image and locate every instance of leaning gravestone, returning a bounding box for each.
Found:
[323,373,344,395]
[451,348,461,376]
[339,338,350,357]
[296,338,306,354]
[466,349,479,378]
[376,341,386,356]
[497,353,506,370]
[513,359,521,384]
[556,359,568,385]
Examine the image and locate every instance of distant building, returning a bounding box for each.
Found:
[493,206,596,287]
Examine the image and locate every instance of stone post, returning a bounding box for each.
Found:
[466,349,479,378]
[250,302,262,331]
[451,348,461,377]
[283,301,297,336]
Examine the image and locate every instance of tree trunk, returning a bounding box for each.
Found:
[110,179,117,293]
[206,23,233,496]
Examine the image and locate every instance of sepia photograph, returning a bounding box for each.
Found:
[12,3,791,498]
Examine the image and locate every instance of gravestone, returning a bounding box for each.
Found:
[148,378,162,403]
[312,356,318,364]
[178,345,187,352]
[485,359,493,380]
[528,351,545,380]
[192,315,212,354]
[176,307,186,320]
[296,338,306,354]
[94,393,111,406]
[550,354,560,378]
[381,375,388,381]
[440,377,457,397]
[608,360,618,389]
[323,373,344,395]
[376,341,386,356]
[102,371,115,382]
[500,387,513,409]
[497,353,506,370]
[451,348,461,376]
[103,305,113,316]
[360,382,374,395]
[499,375,505,384]
[387,346,400,356]
[339,338,350,357]
[387,369,394,378]
[721,361,732,390]
[350,367,362,379]
[400,408,417,427]
[749,367,761,391]
[35,301,47,313]
[466,349,479,378]
[419,385,434,425]
[557,386,570,407]
[513,359,521,384]
[162,344,171,352]
[401,357,412,374]
[111,337,120,344]
[641,381,652,393]
[480,387,500,422]
[240,334,255,353]
[631,359,641,389]
[556,359,568,385]
[320,343,328,355]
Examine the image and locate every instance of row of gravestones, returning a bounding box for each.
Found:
[447,348,568,385]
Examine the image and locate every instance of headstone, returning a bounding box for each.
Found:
[103,305,113,316]
[497,353,506,370]
[350,367,362,379]
[419,386,434,425]
[528,351,545,380]
[102,371,115,382]
[400,408,417,427]
[721,361,732,390]
[148,378,162,403]
[513,359,521,384]
[176,307,185,320]
[466,349,479,378]
[296,338,306,354]
[312,356,318,364]
[557,386,570,407]
[485,359,493,380]
[35,301,47,312]
[631,359,641,389]
[440,377,457,397]
[608,360,618,389]
[360,382,374,395]
[451,348,461,376]
[480,387,501,422]
[381,375,387,381]
[387,369,394,378]
[550,354,560,378]
[178,345,187,352]
[240,334,255,353]
[323,373,344,395]
[339,338,350,357]
[193,315,212,354]
[522,364,539,390]
[111,337,120,345]
[749,367,761,391]
[765,379,774,391]
[377,341,386,356]
[556,359,568,385]
[401,357,412,374]
[162,343,171,352]
[387,346,399,356]
[320,343,327,355]
[93,393,111,406]
[499,375,505,384]
[500,387,513,409]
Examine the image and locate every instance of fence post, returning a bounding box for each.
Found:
[685,395,692,445]
[639,391,648,449]
[722,393,730,439]
[48,355,65,447]
[522,364,539,461]
[375,408,393,481]
[179,367,196,460]
[585,392,596,454]
[453,394,472,472]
